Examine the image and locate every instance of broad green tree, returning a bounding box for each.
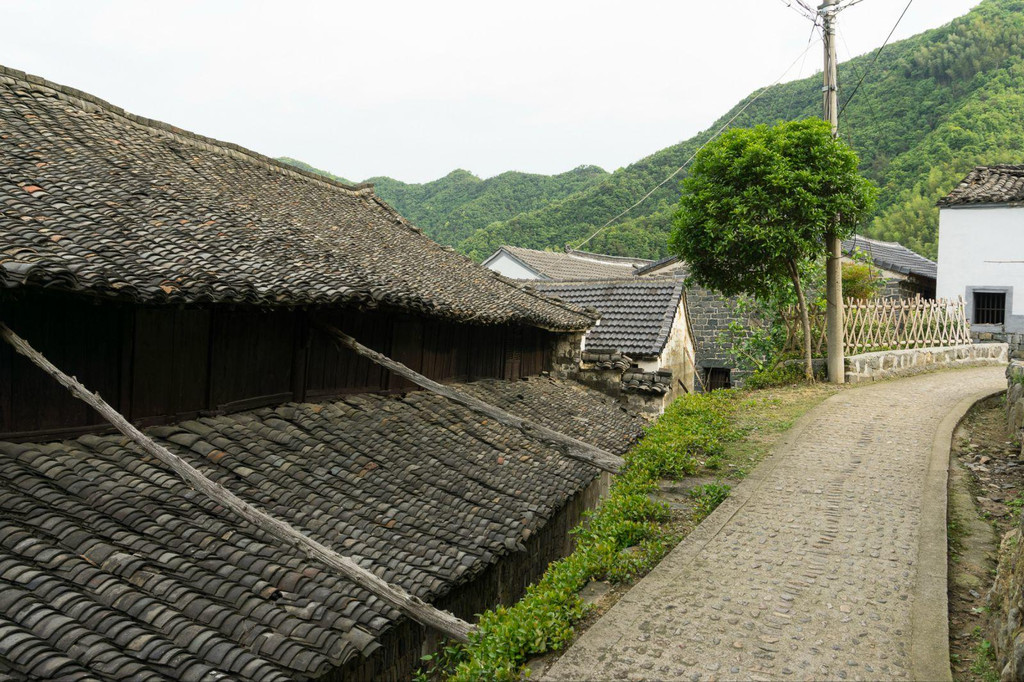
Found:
[670,118,876,380]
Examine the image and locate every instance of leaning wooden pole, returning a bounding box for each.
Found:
[0,321,475,643]
[314,321,624,475]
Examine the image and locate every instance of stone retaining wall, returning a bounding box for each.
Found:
[988,361,1024,680]
[1008,361,1024,449]
[975,330,1024,359]
[843,343,1008,383]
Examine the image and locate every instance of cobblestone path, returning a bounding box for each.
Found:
[544,366,1006,682]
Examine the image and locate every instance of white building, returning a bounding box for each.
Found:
[937,164,1024,356]
[481,246,698,405]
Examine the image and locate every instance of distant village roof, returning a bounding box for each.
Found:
[0,377,643,681]
[489,246,652,281]
[531,279,686,358]
[634,256,685,278]
[938,164,1024,207]
[843,235,937,280]
[0,65,594,332]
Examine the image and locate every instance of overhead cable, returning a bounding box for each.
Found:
[573,39,821,251]
[838,0,914,117]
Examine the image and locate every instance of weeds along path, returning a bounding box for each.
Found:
[544,365,1006,682]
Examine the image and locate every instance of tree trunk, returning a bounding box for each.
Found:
[0,321,476,643]
[787,259,815,382]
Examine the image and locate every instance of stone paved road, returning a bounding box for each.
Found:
[544,367,1006,682]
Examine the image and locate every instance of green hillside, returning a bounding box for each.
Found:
[282,0,1024,262]
[277,158,609,248]
[455,0,1024,261]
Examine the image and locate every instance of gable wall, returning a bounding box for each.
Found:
[938,205,1024,326]
[482,252,543,280]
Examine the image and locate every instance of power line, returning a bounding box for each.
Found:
[573,39,821,251]
[777,0,818,23]
[838,0,913,117]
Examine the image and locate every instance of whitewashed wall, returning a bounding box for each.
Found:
[481,252,543,280]
[937,204,1024,331]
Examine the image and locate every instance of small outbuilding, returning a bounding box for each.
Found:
[533,279,696,410]
[842,235,937,300]
[482,247,697,407]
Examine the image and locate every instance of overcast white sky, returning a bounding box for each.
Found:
[1,1,980,183]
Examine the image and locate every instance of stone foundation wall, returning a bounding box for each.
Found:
[843,343,1008,383]
[550,340,673,416]
[325,471,612,681]
[988,361,1024,680]
[974,331,1024,360]
[1008,362,1024,452]
[687,286,752,392]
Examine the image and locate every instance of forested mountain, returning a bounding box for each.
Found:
[283,0,1024,261]
[456,0,1024,261]
[277,158,609,248]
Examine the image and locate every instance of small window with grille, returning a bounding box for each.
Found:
[973,291,1006,325]
[705,367,731,391]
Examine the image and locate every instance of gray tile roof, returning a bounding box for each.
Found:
[496,246,652,281]
[0,65,593,332]
[938,164,1024,207]
[842,235,937,280]
[532,279,685,358]
[0,378,644,681]
[633,256,682,277]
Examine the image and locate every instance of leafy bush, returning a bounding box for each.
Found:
[842,262,885,301]
[744,363,808,390]
[690,483,732,521]
[416,392,736,681]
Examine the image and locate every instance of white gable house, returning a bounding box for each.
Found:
[937,165,1024,357]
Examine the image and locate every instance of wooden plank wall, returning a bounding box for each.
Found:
[0,292,556,440]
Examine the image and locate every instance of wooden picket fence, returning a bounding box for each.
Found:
[783,296,970,356]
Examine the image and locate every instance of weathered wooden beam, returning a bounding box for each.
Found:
[0,321,475,643]
[314,321,625,475]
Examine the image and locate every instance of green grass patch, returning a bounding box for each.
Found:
[416,384,836,681]
[970,632,1000,682]
[415,392,737,681]
[690,483,732,521]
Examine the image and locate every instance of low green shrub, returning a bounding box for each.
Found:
[744,361,823,389]
[416,392,736,681]
[690,482,732,521]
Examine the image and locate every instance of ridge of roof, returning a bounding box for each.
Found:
[564,248,653,265]
[501,245,650,266]
[0,64,596,330]
[634,255,681,276]
[528,276,679,287]
[0,65,377,199]
[495,246,651,282]
[842,234,937,280]
[938,164,1024,207]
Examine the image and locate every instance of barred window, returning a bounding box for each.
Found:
[705,367,731,391]
[973,292,1006,325]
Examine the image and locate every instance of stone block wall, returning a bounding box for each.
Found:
[987,361,1024,680]
[975,331,1024,359]
[686,286,752,391]
[1009,361,1024,451]
[843,343,1008,383]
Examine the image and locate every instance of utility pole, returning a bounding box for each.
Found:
[821,0,845,384]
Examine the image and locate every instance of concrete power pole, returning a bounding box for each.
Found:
[821,0,845,384]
